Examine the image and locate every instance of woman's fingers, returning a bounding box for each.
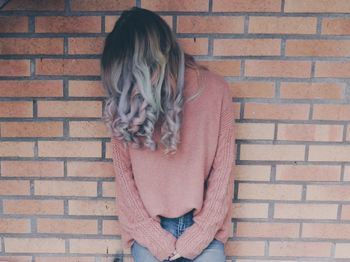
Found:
[169,252,181,261]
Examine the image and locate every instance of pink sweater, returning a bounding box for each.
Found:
[111,67,236,261]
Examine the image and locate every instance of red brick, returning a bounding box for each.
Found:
[244,102,310,120]
[71,0,134,11]
[67,161,114,178]
[0,218,30,233]
[249,16,317,34]
[229,81,275,98]
[322,18,350,35]
[303,223,350,239]
[313,104,350,121]
[0,60,30,76]
[0,16,28,33]
[345,166,350,181]
[68,200,115,216]
[238,183,303,200]
[0,80,63,97]
[285,0,350,13]
[35,181,97,196]
[178,38,209,56]
[277,123,343,142]
[37,101,102,117]
[69,239,119,253]
[225,241,265,257]
[276,165,341,182]
[315,61,350,78]
[68,37,104,54]
[102,220,120,235]
[3,199,64,215]
[1,161,64,177]
[101,181,114,197]
[36,257,95,262]
[177,16,244,33]
[286,40,350,57]
[37,218,97,234]
[269,241,331,257]
[240,144,305,161]
[0,38,63,55]
[104,15,120,33]
[307,185,350,201]
[235,123,275,141]
[36,58,100,76]
[38,141,101,158]
[232,164,271,181]
[280,82,344,99]
[69,121,108,138]
[237,222,299,238]
[245,60,312,78]
[342,205,350,219]
[4,238,65,253]
[0,141,34,157]
[335,243,350,259]
[105,15,172,33]
[309,146,350,162]
[0,181,30,196]
[1,121,63,138]
[237,259,289,262]
[35,16,101,33]
[68,80,105,97]
[1,0,64,10]
[213,0,281,12]
[213,39,281,56]
[274,203,338,219]
[232,202,269,218]
[0,101,33,117]
[142,0,209,11]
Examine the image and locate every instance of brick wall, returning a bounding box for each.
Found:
[1,0,350,261]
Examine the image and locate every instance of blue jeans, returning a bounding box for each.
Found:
[131,209,226,262]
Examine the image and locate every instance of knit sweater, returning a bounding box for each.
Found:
[111,66,236,261]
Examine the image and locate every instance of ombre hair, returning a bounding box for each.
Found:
[101,6,208,155]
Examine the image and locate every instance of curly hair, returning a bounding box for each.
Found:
[101,6,208,155]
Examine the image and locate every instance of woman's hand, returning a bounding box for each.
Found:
[168,250,181,261]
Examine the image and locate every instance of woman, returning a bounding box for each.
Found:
[101,6,236,262]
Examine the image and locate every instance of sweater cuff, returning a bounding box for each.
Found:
[175,221,215,260]
[133,217,177,261]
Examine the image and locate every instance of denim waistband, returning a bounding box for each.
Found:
[159,208,194,221]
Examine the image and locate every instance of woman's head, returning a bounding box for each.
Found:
[101,6,207,154]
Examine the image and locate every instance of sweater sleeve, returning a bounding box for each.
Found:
[175,81,236,260]
[111,136,177,261]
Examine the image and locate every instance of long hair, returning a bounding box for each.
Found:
[101,6,208,155]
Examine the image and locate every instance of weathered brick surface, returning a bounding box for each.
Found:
[1,0,349,261]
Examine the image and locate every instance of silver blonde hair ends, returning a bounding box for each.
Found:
[101,6,207,155]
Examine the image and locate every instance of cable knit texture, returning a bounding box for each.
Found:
[111,67,236,261]
[174,83,236,260]
[111,137,177,261]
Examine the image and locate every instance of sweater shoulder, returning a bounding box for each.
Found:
[201,69,231,110]
[202,69,229,93]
